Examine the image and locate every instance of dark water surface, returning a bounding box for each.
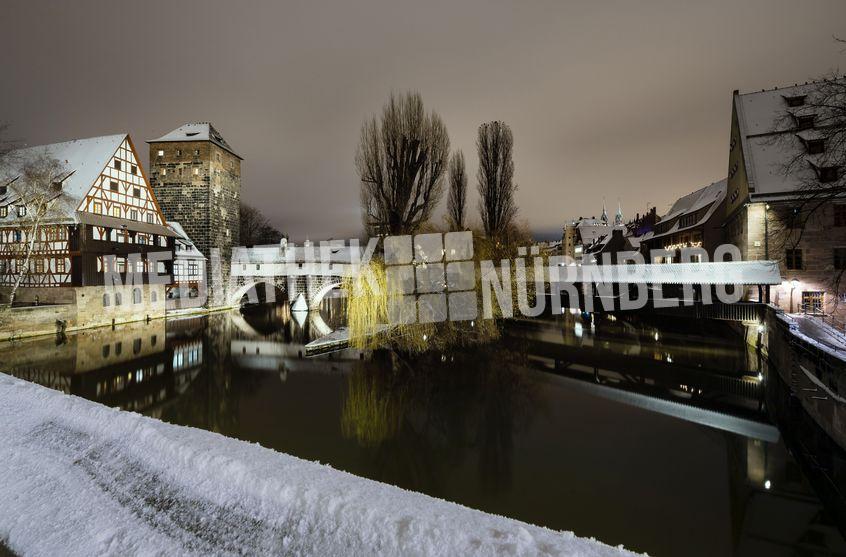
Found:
[3,300,846,556]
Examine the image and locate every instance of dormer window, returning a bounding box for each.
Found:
[806,138,825,155]
[0,207,6,218]
[157,150,164,157]
[784,95,806,107]
[17,206,26,217]
[818,166,840,183]
[796,114,815,130]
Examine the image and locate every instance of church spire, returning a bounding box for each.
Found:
[601,198,608,224]
[615,199,624,226]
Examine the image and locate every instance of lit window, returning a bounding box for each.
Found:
[161,168,167,176]
[112,206,121,218]
[176,149,182,156]
[93,202,103,214]
[0,206,7,218]
[56,258,65,273]
[193,168,199,176]
[194,149,200,156]
[17,206,25,217]
[157,150,164,157]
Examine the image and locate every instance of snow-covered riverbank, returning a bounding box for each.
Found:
[0,374,640,556]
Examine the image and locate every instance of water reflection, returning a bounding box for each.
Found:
[1,303,845,556]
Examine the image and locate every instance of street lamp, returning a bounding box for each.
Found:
[790,278,800,313]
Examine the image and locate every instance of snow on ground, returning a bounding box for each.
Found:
[0,374,641,557]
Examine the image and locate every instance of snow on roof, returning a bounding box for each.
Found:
[167,221,205,259]
[557,260,781,285]
[650,179,726,241]
[148,122,242,159]
[0,375,640,556]
[0,134,126,225]
[735,78,846,197]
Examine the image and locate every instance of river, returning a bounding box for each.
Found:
[2,299,845,556]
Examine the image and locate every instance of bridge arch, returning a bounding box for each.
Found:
[228,279,286,307]
[309,280,344,310]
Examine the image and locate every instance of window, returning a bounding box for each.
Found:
[133,338,142,354]
[836,205,846,227]
[796,114,815,130]
[162,168,167,176]
[112,206,121,218]
[133,288,142,304]
[56,258,65,273]
[93,202,102,214]
[176,149,182,156]
[133,187,141,198]
[194,149,200,156]
[146,213,154,224]
[130,210,138,221]
[151,291,158,303]
[785,95,806,107]
[102,345,110,358]
[835,248,846,270]
[115,341,122,355]
[131,165,137,175]
[115,293,122,306]
[807,139,825,154]
[114,160,121,171]
[13,231,21,242]
[34,259,43,273]
[818,166,839,183]
[157,150,164,157]
[193,168,199,176]
[17,206,25,217]
[0,207,7,218]
[802,291,824,314]
[110,180,118,191]
[786,248,803,270]
[103,293,110,307]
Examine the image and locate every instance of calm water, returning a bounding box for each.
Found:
[3,300,846,556]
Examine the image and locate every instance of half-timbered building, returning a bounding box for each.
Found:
[0,134,178,295]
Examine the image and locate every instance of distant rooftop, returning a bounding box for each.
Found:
[148,122,242,159]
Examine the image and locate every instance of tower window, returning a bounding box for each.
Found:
[194,149,200,156]
[176,149,182,156]
[157,150,164,157]
[193,168,199,176]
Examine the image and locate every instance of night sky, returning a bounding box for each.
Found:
[2,0,845,241]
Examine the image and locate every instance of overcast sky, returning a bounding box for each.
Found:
[2,0,845,240]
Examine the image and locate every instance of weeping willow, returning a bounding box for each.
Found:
[341,363,406,446]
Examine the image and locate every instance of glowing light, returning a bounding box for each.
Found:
[790,279,800,289]
[654,332,660,341]
[757,324,765,333]
[757,373,763,381]
[422,334,428,341]
[574,322,583,338]
[764,480,771,490]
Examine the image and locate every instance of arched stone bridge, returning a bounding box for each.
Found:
[228,241,364,309]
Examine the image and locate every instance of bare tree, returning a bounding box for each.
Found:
[447,150,467,230]
[476,121,518,241]
[770,74,846,303]
[239,202,284,246]
[0,152,67,310]
[356,92,450,236]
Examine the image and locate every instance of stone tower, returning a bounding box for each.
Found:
[148,123,241,302]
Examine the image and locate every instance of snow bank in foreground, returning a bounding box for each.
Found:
[0,374,640,556]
